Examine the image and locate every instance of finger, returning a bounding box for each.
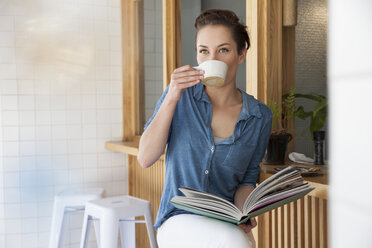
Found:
[172,75,203,84]
[250,218,257,228]
[172,70,204,80]
[176,80,201,89]
[173,65,195,73]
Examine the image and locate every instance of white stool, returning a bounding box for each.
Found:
[80,195,158,248]
[49,188,104,248]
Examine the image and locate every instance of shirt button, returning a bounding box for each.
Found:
[205,170,209,175]
[211,146,214,153]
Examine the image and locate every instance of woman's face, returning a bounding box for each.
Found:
[196,25,246,86]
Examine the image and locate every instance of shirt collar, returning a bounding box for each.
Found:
[193,83,207,102]
[192,84,262,120]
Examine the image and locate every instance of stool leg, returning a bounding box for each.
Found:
[100,216,119,248]
[93,218,101,247]
[144,206,158,248]
[49,201,67,248]
[119,217,136,248]
[79,213,91,248]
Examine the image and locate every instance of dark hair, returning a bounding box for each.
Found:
[194,9,250,54]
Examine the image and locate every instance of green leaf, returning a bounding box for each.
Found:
[294,106,312,119]
[311,109,327,131]
[294,93,326,103]
[293,93,327,138]
[312,98,327,119]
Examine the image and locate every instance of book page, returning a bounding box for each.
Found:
[238,188,314,224]
[244,174,303,210]
[245,167,297,201]
[172,196,240,214]
[171,196,242,220]
[171,202,242,224]
[244,168,300,210]
[244,183,310,215]
[179,187,241,214]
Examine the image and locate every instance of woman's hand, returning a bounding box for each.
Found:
[166,65,204,103]
[238,217,257,234]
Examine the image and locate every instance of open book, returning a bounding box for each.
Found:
[170,166,314,225]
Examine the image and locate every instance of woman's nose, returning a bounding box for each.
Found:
[208,54,216,60]
[207,52,219,61]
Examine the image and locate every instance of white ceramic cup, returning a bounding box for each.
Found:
[194,60,228,87]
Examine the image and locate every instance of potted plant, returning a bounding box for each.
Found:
[263,90,328,165]
[262,90,296,165]
[290,93,328,164]
[290,93,327,139]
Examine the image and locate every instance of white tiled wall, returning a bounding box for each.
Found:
[329,0,372,247]
[0,0,127,247]
[144,0,163,122]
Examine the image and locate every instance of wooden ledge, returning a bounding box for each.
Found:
[105,141,140,156]
[105,140,165,160]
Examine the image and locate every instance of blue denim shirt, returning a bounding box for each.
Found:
[145,83,272,229]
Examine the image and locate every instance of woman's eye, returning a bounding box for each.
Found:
[199,49,208,54]
[219,48,229,53]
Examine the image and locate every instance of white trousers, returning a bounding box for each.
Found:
[157,214,256,248]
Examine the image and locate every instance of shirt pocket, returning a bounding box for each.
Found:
[216,140,257,175]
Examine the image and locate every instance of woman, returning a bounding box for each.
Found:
[138,9,272,248]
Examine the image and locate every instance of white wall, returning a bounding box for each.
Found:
[0,0,127,247]
[329,0,372,247]
[144,0,163,122]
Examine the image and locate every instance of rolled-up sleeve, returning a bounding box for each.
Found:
[144,86,169,131]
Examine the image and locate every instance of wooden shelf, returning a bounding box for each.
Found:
[105,140,165,160]
[105,141,140,156]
